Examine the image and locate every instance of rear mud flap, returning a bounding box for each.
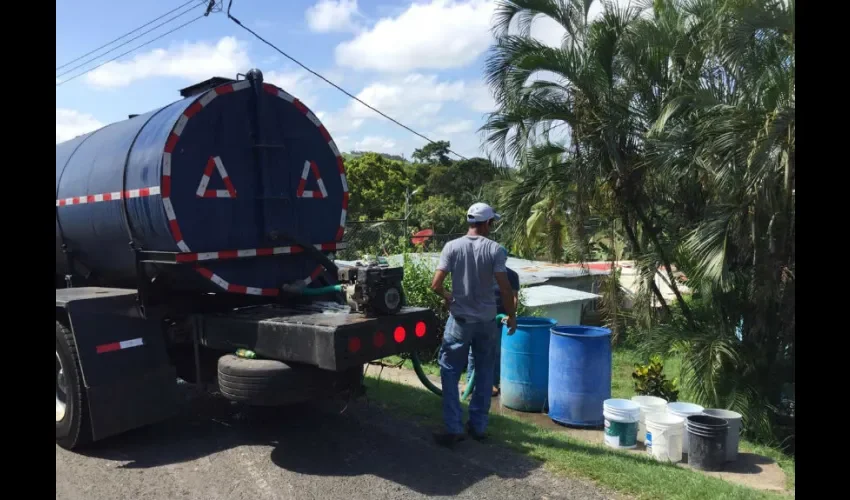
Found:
[60,288,178,441]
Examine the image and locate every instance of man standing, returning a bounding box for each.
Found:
[430,203,517,446]
[465,247,520,398]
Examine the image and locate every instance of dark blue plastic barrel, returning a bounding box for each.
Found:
[500,317,557,412]
[548,325,612,427]
[55,73,346,294]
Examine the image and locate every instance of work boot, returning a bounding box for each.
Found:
[433,431,466,448]
[465,422,488,441]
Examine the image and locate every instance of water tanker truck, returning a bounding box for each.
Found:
[55,69,438,450]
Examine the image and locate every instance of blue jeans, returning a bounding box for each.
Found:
[438,315,499,435]
[467,329,501,390]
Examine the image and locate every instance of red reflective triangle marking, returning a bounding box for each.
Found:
[296,160,328,199]
[195,156,237,198]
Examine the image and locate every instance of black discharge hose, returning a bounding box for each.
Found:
[410,314,507,398]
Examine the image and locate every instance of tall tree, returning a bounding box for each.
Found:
[425,157,499,206]
[345,153,411,220]
[412,140,453,166]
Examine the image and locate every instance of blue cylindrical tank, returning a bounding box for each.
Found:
[55,74,347,295]
[500,317,557,412]
[548,325,612,427]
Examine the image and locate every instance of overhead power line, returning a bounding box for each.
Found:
[56,1,209,80]
[225,0,469,160]
[56,0,205,71]
[56,14,207,87]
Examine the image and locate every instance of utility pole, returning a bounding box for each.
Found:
[404,188,420,243]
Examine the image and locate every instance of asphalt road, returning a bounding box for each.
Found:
[56,386,613,500]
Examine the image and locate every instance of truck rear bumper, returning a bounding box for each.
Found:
[196,305,439,371]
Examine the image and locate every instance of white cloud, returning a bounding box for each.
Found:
[344,74,470,126]
[83,37,251,88]
[427,120,484,159]
[334,0,495,72]
[316,73,490,143]
[306,0,361,33]
[353,136,398,152]
[529,15,567,47]
[56,108,103,144]
[265,69,321,107]
[434,120,475,136]
[466,81,497,113]
[317,110,364,135]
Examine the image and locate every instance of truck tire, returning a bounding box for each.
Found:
[56,320,92,450]
[217,355,350,406]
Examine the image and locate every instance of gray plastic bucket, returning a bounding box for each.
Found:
[703,409,742,462]
[686,414,729,471]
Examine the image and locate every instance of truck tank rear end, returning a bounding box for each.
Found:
[56,71,348,294]
[54,71,440,451]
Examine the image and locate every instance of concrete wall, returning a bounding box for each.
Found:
[527,301,584,326]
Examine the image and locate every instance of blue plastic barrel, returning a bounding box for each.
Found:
[548,325,612,427]
[500,317,557,412]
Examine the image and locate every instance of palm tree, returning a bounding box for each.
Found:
[496,150,575,261]
[483,0,691,319]
[646,0,795,443]
[483,0,795,445]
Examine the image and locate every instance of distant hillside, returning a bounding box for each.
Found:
[344,151,407,162]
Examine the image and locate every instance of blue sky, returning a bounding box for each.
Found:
[55,0,606,157]
[55,0,509,158]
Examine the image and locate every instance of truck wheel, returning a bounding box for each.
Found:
[56,321,91,450]
[217,355,346,406]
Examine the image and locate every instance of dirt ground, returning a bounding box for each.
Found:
[376,366,788,494]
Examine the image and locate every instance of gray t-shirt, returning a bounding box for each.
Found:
[437,235,507,323]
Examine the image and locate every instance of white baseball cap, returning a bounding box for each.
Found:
[467,202,501,223]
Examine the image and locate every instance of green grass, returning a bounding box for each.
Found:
[611,348,794,490]
[611,348,643,399]
[381,347,795,492]
[364,376,784,500]
[381,354,466,382]
[381,355,439,377]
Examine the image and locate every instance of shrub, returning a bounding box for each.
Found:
[516,288,542,318]
[632,355,679,402]
[401,253,450,327]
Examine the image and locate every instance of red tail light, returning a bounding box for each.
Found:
[373,331,386,348]
[348,337,361,353]
[415,321,426,338]
[393,326,406,343]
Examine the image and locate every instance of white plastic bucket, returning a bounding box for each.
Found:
[603,399,641,449]
[645,414,685,462]
[631,395,667,443]
[703,409,743,462]
[667,402,704,453]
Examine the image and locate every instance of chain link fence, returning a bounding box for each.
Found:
[337,220,407,261]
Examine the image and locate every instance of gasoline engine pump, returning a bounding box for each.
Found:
[338,258,404,316]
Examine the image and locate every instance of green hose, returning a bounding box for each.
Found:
[411,350,443,396]
[461,373,475,401]
[298,284,343,296]
[411,314,508,399]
